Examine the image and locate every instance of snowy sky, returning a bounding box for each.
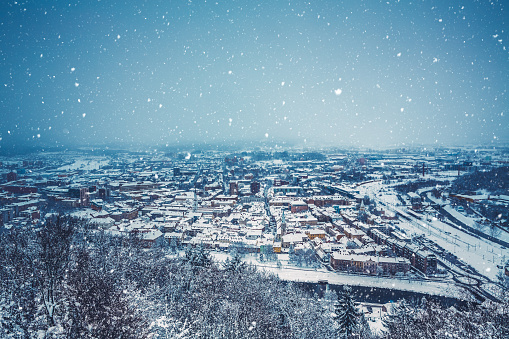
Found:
[0,0,507,150]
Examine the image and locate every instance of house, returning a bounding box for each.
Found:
[281,233,307,248]
[290,200,308,213]
[132,229,164,248]
[246,229,263,240]
[343,226,365,240]
[165,232,184,246]
[306,229,327,240]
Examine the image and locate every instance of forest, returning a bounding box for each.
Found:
[450,167,509,195]
[0,215,508,338]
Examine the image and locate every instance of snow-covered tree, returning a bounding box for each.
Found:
[223,251,247,273]
[184,244,212,268]
[169,236,178,253]
[0,227,40,337]
[36,215,75,328]
[334,286,360,337]
[288,243,297,264]
[357,313,373,338]
[64,248,149,338]
[383,298,414,337]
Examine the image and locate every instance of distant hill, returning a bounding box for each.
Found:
[451,167,509,195]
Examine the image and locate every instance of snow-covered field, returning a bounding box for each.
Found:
[57,158,110,171]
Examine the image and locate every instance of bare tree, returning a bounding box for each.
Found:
[65,248,149,339]
[35,215,75,328]
[0,227,40,337]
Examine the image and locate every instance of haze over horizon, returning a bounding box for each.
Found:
[0,0,507,152]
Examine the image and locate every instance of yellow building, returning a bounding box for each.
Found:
[273,241,282,253]
[306,229,327,240]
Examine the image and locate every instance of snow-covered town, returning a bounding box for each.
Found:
[2,147,508,308]
[1,0,508,336]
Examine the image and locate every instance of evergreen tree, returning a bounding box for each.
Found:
[288,243,297,264]
[223,251,247,273]
[183,244,212,268]
[169,236,178,253]
[334,286,360,337]
[357,313,373,338]
[193,244,212,268]
[383,298,414,337]
[184,244,195,263]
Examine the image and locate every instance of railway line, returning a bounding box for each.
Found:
[410,222,502,303]
[371,194,503,303]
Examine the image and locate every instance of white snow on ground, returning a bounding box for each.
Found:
[440,201,509,243]
[210,253,466,299]
[426,192,509,241]
[367,317,385,337]
[57,158,110,171]
[259,266,464,298]
[357,181,509,281]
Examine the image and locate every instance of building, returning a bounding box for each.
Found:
[119,181,160,192]
[273,186,303,196]
[330,252,410,275]
[132,229,164,248]
[110,208,139,222]
[370,230,437,275]
[2,185,38,194]
[80,187,89,207]
[250,181,261,194]
[290,200,308,213]
[229,181,239,196]
[408,192,422,210]
[281,233,307,248]
[273,242,282,253]
[306,195,350,207]
[305,229,327,240]
[343,226,366,240]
